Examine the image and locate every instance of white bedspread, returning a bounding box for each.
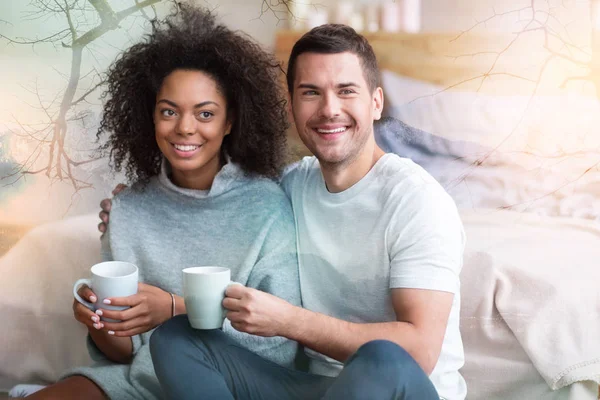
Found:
[460,208,600,399]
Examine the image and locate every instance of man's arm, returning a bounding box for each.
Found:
[281,288,453,375]
[225,286,453,375]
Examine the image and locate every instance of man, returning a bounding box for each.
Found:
[100,24,466,400]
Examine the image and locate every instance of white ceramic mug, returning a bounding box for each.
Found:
[183,266,240,330]
[73,261,139,322]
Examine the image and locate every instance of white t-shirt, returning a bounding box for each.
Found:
[281,154,467,400]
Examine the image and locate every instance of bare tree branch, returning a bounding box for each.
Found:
[0,28,71,46]
[0,0,171,193]
[70,79,105,106]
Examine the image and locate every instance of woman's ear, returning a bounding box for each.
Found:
[225,111,235,136]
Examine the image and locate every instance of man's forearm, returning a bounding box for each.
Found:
[88,327,133,364]
[280,306,436,374]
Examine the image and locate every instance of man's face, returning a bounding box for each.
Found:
[291,52,383,167]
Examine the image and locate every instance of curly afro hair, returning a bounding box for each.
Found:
[98,3,289,183]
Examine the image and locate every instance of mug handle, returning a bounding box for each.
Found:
[73,278,94,310]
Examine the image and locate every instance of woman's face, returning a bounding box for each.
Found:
[154,69,232,190]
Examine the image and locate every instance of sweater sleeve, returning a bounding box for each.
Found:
[222,203,301,369]
[86,209,143,361]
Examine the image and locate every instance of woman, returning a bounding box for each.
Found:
[24,4,300,400]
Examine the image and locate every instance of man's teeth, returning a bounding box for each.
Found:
[316,127,347,134]
[174,144,199,151]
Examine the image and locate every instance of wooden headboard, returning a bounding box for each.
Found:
[274,30,520,93]
[274,29,583,96]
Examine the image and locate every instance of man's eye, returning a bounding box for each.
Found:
[161,109,176,117]
[340,89,355,95]
[198,111,213,119]
[303,90,318,96]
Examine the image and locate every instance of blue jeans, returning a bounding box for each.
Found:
[150,315,439,400]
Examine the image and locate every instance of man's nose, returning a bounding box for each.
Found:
[319,93,342,119]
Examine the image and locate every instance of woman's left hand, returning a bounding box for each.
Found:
[95,283,172,337]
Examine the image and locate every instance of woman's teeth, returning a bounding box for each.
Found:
[173,144,199,151]
[316,127,347,134]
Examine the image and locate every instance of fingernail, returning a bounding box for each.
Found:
[103,299,111,304]
[93,323,102,330]
[95,309,103,316]
[108,330,115,335]
[91,316,98,323]
[90,296,97,303]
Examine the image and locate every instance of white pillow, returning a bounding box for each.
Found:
[381,70,600,162]
[0,214,100,391]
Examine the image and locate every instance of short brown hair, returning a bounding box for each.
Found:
[286,24,379,95]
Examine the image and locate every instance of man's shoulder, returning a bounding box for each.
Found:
[376,153,440,192]
[376,154,459,219]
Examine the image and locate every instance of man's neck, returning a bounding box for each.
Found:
[320,142,385,193]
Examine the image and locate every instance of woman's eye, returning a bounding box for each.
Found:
[161,109,176,117]
[198,111,213,119]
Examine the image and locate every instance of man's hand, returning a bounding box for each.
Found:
[223,285,296,337]
[98,183,127,233]
[94,283,173,337]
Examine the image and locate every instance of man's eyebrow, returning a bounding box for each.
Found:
[337,82,359,88]
[156,99,220,108]
[297,83,319,90]
[296,82,360,90]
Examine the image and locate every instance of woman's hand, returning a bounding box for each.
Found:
[72,285,103,330]
[94,283,173,337]
[72,285,135,363]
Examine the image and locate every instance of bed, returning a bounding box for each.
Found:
[0,30,599,399]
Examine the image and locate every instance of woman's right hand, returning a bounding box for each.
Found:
[73,285,104,331]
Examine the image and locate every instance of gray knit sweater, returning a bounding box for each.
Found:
[63,160,301,400]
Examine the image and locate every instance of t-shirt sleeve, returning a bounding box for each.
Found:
[388,183,465,294]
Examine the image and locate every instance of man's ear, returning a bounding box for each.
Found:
[372,87,384,121]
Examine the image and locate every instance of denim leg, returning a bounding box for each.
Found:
[150,315,333,400]
[322,340,439,400]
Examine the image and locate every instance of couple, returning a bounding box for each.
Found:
[26,4,465,400]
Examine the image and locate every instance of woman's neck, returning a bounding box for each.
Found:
[170,154,223,190]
